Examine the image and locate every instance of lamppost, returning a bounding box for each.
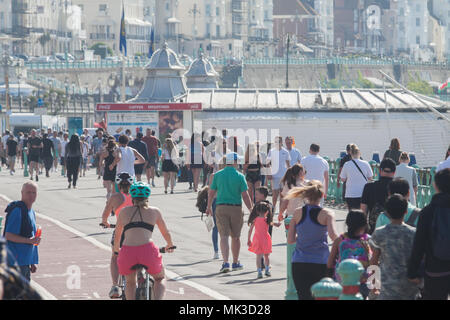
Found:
[64,77,69,113]
[98,78,103,103]
[17,74,22,111]
[2,50,14,130]
[51,91,57,114]
[85,83,89,127]
[71,83,76,112]
[48,79,54,113]
[285,33,291,89]
[108,73,116,102]
[127,75,134,100]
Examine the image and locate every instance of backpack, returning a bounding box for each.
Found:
[431,206,450,261]
[3,201,33,239]
[368,202,385,235]
[338,234,371,264]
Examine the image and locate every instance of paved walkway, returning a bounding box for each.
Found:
[0,196,214,300]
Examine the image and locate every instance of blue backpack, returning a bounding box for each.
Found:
[431,207,450,261]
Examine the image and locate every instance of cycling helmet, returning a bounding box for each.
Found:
[129,182,151,198]
[115,172,134,185]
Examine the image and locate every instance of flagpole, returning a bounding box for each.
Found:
[120,1,126,102]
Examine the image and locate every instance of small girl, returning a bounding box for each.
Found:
[248,202,277,279]
[327,210,371,298]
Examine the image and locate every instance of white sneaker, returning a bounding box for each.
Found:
[213,252,220,260]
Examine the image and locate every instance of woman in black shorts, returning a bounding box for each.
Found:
[244,143,262,203]
[101,139,117,200]
[161,138,179,194]
[187,133,205,193]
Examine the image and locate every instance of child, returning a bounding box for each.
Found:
[248,202,276,278]
[254,186,281,269]
[327,210,371,298]
[369,194,419,300]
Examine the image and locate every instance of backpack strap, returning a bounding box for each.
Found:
[351,160,367,181]
[405,208,421,227]
[3,201,32,238]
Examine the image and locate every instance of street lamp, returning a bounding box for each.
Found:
[127,76,135,99]
[64,77,69,113]
[97,78,103,103]
[108,73,116,102]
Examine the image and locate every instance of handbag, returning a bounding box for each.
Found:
[202,214,214,232]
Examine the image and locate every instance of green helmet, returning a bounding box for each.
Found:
[129,181,151,198]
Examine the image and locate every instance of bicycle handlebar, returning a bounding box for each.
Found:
[100,223,176,253]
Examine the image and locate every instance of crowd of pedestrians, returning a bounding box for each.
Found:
[1,126,449,301]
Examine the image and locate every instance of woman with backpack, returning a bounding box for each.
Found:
[327,210,372,299]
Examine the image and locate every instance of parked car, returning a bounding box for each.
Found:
[54,53,75,62]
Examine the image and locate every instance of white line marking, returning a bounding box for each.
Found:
[93,292,101,299]
[0,194,230,300]
[30,280,57,300]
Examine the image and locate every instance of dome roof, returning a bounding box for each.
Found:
[129,43,187,102]
[185,53,219,89]
[145,42,185,70]
[185,53,219,78]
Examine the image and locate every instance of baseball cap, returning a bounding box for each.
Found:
[225,152,244,164]
[380,158,396,173]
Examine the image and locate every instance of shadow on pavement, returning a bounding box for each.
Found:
[167,259,212,267]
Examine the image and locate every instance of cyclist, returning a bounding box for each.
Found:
[114,182,175,300]
[101,172,134,299]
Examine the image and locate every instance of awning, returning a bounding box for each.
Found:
[125,17,152,27]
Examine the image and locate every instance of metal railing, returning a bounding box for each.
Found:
[24,56,450,71]
[325,157,436,209]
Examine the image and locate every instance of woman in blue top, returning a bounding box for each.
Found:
[286,180,339,300]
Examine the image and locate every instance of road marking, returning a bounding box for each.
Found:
[93,292,101,299]
[0,194,230,301]
[30,280,57,300]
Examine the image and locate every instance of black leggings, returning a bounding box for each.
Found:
[67,157,81,186]
[292,262,327,300]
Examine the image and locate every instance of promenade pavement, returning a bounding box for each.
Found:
[0,166,348,300]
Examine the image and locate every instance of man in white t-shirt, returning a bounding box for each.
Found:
[266,136,291,213]
[340,149,373,210]
[285,136,302,167]
[301,143,329,204]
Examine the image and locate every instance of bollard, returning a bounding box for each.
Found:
[23,148,29,177]
[311,277,342,300]
[372,152,380,164]
[337,259,364,300]
[284,216,298,300]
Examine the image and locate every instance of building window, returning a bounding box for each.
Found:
[78,5,83,13]
[216,25,220,37]
[416,36,420,44]
[37,6,45,14]
[416,18,420,27]
[216,7,220,16]
[99,4,107,13]
[206,4,211,17]
[416,4,420,12]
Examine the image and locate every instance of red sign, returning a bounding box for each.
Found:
[96,103,202,111]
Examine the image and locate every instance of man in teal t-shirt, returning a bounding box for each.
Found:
[206,152,253,273]
[375,178,421,229]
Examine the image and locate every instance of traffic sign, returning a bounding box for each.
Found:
[37,98,44,107]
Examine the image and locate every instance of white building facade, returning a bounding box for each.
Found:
[72,0,152,57]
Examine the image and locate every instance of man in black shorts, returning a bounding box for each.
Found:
[27,130,43,181]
